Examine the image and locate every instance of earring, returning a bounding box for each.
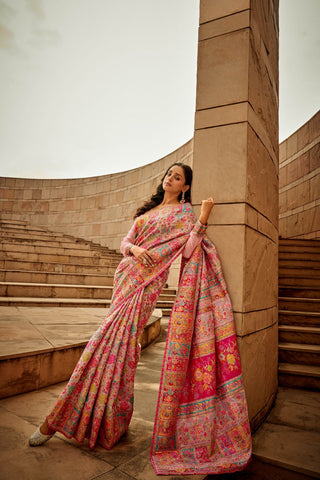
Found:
[180,191,185,204]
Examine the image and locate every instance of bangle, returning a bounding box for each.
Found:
[125,244,134,255]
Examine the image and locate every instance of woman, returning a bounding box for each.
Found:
[29,163,252,475]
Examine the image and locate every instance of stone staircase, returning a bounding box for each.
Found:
[0,219,176,312]
[278,238,320,390]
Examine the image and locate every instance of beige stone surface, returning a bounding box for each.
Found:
[195,29,250,110]
[244,227,278,311]
[199,9,250,41]
[192,123,248,204]
[279,110,320,238]
[199,0,250,24]
[247,126,278,226]
[206,225,245,313]
[237,323,278,425]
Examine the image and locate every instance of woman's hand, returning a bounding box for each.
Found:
[199,197,215,225]
[130,245,155,267]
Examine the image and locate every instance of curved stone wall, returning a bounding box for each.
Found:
[0,140,193,251]
[279,110,320,239]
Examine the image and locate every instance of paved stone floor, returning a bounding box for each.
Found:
[0,317,319,480]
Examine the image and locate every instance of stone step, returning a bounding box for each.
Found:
[0,242,121,259]
[0,219,27,226]
[279,251,320,261]
[0,230,79,244]
[0,307,163,398]
[278,362,320,390]
[279,267,320,277]
[279,286,320,298]
[0,226,118,253]
[279,259,320,268]
[279,325,320,345]
[279,244,320,253]
[0,233,94,248]
[252,409,320,476]
[0,282,113,300]
[0,269,115,286]
[278,342,320,366]
[0,250,120,266]
[0,259,117,275]
[279,297,320,313]
[0,282,177,301]
[279,310,320,327]
[279,275,320,287]
[0,296,176,309]
[279,238,320,247]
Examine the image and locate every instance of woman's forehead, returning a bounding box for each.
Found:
[168,165,184,176]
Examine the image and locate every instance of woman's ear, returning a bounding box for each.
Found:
[183,185,190,193]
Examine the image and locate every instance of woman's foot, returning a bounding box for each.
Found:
[29,420,55,447]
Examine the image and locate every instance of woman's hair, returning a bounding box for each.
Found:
[134,162,193,218]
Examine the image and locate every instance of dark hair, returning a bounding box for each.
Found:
[134,163,193,218]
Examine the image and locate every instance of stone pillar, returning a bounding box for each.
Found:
[192,0,279,430]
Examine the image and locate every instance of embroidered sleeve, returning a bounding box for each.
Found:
[182,219,207,259]
[120,222,137,256]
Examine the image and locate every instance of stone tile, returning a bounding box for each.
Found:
[93,470,135,480]
[207,456,317,480]
[248,32,278,154]
[265,387,320,433]
[310,173,320,202]
[195,102,247,130]
[309,110,320,142]
[193,123,248,204]
[119,448,206,480]
[0,354,41,398]
[286,152,310,184]
[238,306,277,337]
[199,0,250,24]
[309,143,320,171]
[0,407,113,480]
[237,323,278,425]
[257,212,278,243]
[287,182,310,210]
[286,133,299,159]
[244,227,278,311]
[199,10,250,41]
[279,142,287,164]
[38,346,85,388]
[247,125,279,226]
[252,423,320,478]
[35,324,100,347]
[196,29,249,110]
[206,224,245,313]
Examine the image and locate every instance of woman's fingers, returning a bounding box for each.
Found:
[138,249,155,267]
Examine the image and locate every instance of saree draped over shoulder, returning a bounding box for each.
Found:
[46,203,252,475]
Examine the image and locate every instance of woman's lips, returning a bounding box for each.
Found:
[165,182,171,186]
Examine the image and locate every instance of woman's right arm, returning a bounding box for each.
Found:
[120,222,137,256]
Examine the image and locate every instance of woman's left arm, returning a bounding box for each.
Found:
[182,197,215,259]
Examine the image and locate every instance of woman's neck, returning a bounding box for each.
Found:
[160,193,181,206]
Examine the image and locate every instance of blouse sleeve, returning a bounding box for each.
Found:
[120,221,137,256]
[182,219,207,259]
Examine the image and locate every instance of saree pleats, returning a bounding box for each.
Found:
[151,238,252,475]
[46,205,194,450]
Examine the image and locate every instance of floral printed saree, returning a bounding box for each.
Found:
[46,202,252,475]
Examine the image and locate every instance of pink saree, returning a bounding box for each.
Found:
[46,203,252,475]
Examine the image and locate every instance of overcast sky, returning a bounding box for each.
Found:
[0,0,319,179]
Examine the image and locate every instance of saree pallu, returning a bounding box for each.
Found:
[46,203,252,474]
[150,237,252,475]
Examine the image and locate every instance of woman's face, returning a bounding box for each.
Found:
[162,165,189,197]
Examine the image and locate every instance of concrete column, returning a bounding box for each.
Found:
[192,0,279,429]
